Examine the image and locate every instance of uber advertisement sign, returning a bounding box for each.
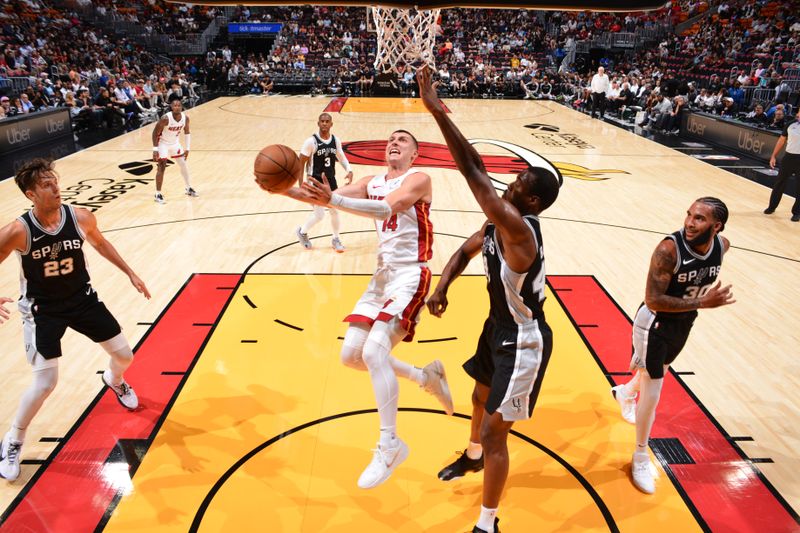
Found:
[682,112,780,162]
[0,108,73,155]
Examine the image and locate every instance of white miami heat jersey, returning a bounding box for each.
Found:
[367,168,433,265]
[158,112,185,145]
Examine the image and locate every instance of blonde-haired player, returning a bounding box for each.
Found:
[270,129,454,489]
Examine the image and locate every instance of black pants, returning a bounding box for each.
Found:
[767,152,800,216]
[590,91,606,118]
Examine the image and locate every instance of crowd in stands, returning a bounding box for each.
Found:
[2,0,798,141]
[79,0,221,38]
[0,0,201,128]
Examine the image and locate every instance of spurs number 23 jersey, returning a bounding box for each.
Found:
[17,205,90,303]
[367,168,433,265]
[483,215,546,327]
[659,228,724,319]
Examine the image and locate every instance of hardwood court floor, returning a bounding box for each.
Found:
[0,96,798,531]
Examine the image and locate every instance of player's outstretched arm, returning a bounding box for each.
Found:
[418,66,533,271]
[0,220,26,324]
[152,117,167,162]
[183,115,191,160]
[300,175,395,219]
[645,239,734,312]
[75,208,151,299]
[428,226,484,317]
[335,138,354,185]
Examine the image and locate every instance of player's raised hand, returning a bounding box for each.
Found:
[426,289,449,317]
[700,281,736,308]
[129,274,151,300]
[301,175,333,206]
[0,296,13,324]
[416,66,443,114]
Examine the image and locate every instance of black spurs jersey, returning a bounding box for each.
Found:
[658,229,724,320]
[310,133,339,189]
[482,215,546,327]
[17,205,91,303]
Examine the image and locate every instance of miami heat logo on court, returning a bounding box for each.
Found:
[343,140,628,186]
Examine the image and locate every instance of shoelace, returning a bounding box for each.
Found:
[369,447,390,467]
[118,382,130,396]
[632,460,651,475]
[7,442,21,463]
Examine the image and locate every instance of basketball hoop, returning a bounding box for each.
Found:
[371,6,440,73]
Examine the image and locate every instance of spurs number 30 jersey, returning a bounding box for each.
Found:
[158,112,185,145]
[659,229,724,320]
[483,215,546,327]
[367,168,433,265]
[17,205,90,303]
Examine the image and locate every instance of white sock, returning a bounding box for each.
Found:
[477,506,497,532]
[175,156,192,187]
[330,209,341,240]
[466,441,483,460]
[9,425,26,444]
[390,357,425,385]
[379,427,397,449]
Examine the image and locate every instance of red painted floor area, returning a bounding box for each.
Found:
[323,97,347,113]
[549,275,800,533]
[0,274,240,533]
[3,274,797,532]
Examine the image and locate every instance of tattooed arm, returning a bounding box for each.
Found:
[644,239,735,312]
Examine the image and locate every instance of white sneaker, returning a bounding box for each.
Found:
[102,370,139,410]
[296,227,312,249]
[422,360,454,415]
[185,187,199,197]
[631,453,656,494]
[357,438,409,489]
[154,192,165,204]
[611,385,637,424]
[331,237,345,253]
[0,433,22,481]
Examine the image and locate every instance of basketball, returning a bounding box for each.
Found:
[254,144,302,193]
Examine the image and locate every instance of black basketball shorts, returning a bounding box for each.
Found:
[630,304,695,379]
[463,317,553,421]
[20,287,122,361]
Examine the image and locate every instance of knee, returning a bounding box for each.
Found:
[361,340,381,370]
[340,346,364,370]
[471,388,486,409]
[479,425,506,453]
[33,373,58,398]
[114,347,134,364]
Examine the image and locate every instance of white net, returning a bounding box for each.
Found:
[371,7,441,73]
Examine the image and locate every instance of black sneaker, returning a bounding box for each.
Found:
[472,517,500,533]
[438,450,484,481]
[792,214,800,222]
[763,207,775,214]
